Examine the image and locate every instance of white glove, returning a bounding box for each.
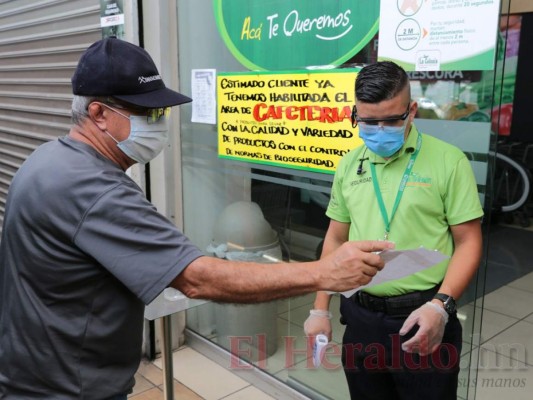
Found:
[399,301,448,356]
[303,309,333,341]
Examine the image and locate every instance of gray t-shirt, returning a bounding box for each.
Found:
[0,136,203,399]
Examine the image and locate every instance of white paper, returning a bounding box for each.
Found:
[101,14,124,27]
[339,247,449,298]
[191,69,216,124]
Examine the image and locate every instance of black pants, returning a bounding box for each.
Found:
[340,296,462,400]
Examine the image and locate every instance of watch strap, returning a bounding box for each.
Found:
[433,293,457,315]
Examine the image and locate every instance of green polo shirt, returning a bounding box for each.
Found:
[327,125,483,297]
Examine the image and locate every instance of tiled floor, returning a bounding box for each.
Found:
[470,271,533,400]
[128,347,275,400]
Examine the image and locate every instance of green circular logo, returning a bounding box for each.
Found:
[214,0,379,71]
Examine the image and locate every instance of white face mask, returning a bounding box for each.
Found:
[103,104,169,164]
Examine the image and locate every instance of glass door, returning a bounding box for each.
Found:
[173,1,520,398]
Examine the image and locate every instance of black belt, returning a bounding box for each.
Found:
[352,286,439,316]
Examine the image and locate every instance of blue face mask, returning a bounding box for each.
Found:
[102,104,169,164]
[115,116,169,164]
[358,124,406,158]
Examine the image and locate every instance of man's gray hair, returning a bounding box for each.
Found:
[71,95,108,125]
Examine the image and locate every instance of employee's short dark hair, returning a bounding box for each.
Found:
[355,61,409,104]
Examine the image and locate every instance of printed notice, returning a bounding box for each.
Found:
[191,69,217,124]
[99,0,125,39]
[378,0,501,71]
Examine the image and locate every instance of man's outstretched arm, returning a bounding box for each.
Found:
[171,240,394,303]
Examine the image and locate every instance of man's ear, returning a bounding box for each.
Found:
[87,102,108,130]
[409,101,418,122]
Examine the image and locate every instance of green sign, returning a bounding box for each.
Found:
[213,0,379,71]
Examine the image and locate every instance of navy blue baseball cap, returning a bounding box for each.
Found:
[72,37,192,108]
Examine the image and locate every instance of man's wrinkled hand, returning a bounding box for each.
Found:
[319,240,395,293]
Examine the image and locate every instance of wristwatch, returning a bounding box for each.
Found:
[433,293,457,315]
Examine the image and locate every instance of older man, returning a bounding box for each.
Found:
[0,38,392,400]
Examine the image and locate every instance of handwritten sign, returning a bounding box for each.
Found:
[217,70,362,173]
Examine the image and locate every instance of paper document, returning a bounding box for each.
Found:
[191,69,216,124]
[339,247,449,298]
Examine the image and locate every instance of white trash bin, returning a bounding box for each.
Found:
[207,201,281,361]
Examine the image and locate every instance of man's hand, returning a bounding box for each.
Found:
[317,240,394,293]
[399,302,448,356]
